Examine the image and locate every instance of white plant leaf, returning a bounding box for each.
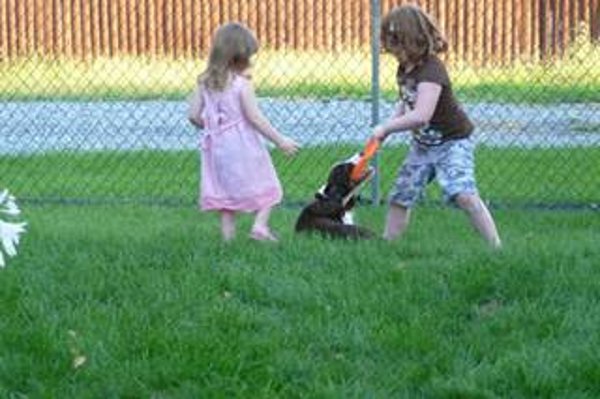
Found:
[0,221,27,257]
[0,190,8,205]
[1,199,21,216]
[0,189,27,268]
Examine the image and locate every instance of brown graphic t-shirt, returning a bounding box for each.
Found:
[397,55,473,145]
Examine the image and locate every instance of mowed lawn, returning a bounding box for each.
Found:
[1,203,599,397]
[1,42,599,396]
[1,45,599,103]
[2,145,600,207]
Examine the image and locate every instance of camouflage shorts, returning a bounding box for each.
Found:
[388,137,478,207]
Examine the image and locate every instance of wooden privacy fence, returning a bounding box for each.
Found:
[0,0,598,65]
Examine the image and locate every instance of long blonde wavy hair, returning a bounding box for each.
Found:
[380,4,447,68]
[198,22,259,91]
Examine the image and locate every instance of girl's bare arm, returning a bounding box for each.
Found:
[239,77,299,155]
[373,82,442,140]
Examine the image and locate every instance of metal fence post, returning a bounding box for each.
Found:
[370,0,381,205]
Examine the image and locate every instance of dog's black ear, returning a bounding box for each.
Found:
[327,164,350,185]
[326,164,354,197]
[323,183,346,202]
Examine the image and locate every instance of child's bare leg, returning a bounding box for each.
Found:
[221,210,236,241]
[455,193,501,248]
[252,207,271,232]
[383,204,411,240]
[251,207,277,241]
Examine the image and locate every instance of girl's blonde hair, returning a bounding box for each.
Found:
[381,4,447,66]
[198,22,258,91]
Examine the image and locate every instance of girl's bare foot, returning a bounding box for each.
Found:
[249,227,279,242]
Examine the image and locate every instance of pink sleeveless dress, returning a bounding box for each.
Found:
[198,75,283,212]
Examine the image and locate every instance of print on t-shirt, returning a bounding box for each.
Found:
[396,56,474,145]
[401,77,443,146]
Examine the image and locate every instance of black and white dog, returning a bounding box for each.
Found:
[295,157,376,240]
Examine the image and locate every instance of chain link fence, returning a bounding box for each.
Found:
[0,0,599,209]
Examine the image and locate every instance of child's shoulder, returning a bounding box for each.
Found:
[415,55,449,84]
[231,70,256,95]
[421,54,447,71]
[238,68,253,80]
[230,70,251,87]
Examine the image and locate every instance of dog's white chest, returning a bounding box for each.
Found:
[342,211,354,225]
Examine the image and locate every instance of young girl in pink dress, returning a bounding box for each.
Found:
[188,23,299,242]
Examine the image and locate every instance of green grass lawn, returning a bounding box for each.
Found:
[1,145,599,208]
[1,203,599,397]
[1,44,599,103]
[1,39,599,397]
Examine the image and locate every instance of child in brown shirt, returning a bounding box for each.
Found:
[371,4,501,248]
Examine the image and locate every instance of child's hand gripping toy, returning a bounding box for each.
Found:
[295,138,380,240]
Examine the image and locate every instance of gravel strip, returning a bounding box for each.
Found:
[1,99,598,154]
